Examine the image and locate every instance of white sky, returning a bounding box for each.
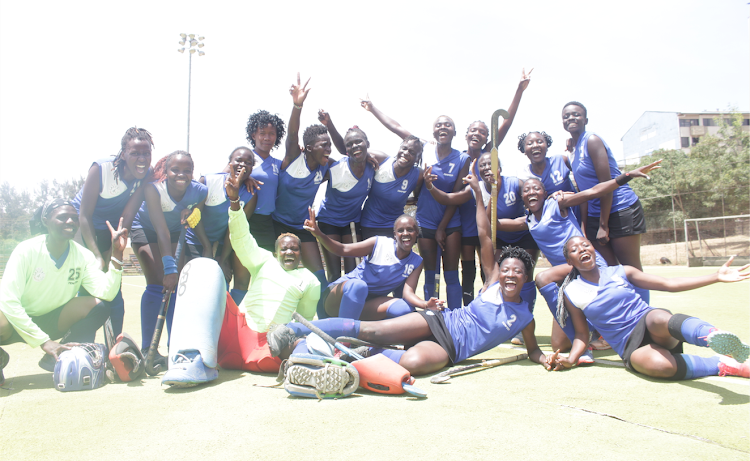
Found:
[1,0,748,194]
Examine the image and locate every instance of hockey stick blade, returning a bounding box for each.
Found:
[430,353,528,384]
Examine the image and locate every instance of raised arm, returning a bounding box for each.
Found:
[318,109,346,155]
[466,163,496,284]
[495,68,532,146]
[557,160,662,209]
[623,257,750,292]
[281,73,311,171]
[360,97,413,141]
[303,207,376,257]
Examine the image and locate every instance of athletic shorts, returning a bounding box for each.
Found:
[272,219,317,243]
[419,226,461,240]
[621,307,682,370]
[248,213,276,252]
[92,228,113,253]
[184,243,224,262]
[6,304,66,345]
[216,295,282,373]
[461,235,480,247]
[418,310,457,364]
[496,232,538,251]
[361,226,395,240]
[318,221,362,238]
[130,227,181,246]
[586,200,646,240]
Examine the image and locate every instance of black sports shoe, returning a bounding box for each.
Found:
[0,347,9,386]
[266,324,298,357]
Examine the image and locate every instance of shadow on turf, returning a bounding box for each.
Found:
[0,372,54,396]
[159,367,247,393]
[679,379,750,406]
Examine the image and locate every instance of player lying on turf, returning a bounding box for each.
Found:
[535,235,750,378]
[160,165,321,387]
[0,199,128,386]
[303,208,444,320]
[266,169,563,376]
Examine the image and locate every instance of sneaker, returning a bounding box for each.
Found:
[266,324,298,357]
[577,347,595,366]
[590,336,611,351]
[510,332,524,346]
[39,353,57,372]
[283,354,359,398]
[707,331,750,363]
[718,357,750,378]
[0,347,8,386]
[162,350,218,388]
[141,348,168,370]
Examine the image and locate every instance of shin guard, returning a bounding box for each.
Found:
[338,279,369,320]
[444,270,461,309]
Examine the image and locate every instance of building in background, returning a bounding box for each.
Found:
[620,111,750,165]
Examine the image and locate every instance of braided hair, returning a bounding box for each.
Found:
[302,124,329,149]
[245,110,286,149]
[153,151,193,183]
[113,127,154,182]
[517,131,553,153]
[555,237,583,327]
[562,101,587,117]
[497,245,534,276]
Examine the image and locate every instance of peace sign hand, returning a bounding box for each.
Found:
[290,72,311,107]
[519,67,533,92]
[225,164,244,202]
[360,94,373,112]
[303,207,321,237]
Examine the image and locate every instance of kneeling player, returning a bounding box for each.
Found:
[0,200,127,385]
[161,166,320,387]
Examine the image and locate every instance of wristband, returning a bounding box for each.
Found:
[426,183,434,191]
[162,255,178,275]
[228,196,240,204]
[110,256,123,266]
[294,103,303,110]
[615,172,633,186]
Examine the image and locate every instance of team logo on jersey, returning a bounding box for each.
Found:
[33,267,45,282]
[314,171,323,185]
[611,275,630,290]
[273,163,279,175]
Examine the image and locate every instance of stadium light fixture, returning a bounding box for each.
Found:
[176,33,205,153]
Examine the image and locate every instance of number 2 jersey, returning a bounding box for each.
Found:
[329,236,423,296]
[442,281,532,362]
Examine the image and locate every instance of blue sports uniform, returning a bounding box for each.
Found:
[360,157,420,229]
[458,157,481,239]
[477,178,528,244]
[571,132,637,217]
[416,146,468,230]
[564,265,650,357]
[272,155,330,230]
[132,180,208,234]
[517,154,580,223]
[186,173,253,247]
[317,157,374,226]
[71,158,149,231]
[251,152,282,216]
[331,236,423,296]
[442,281,533,362]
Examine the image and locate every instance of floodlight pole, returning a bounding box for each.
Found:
[177,33,205,153]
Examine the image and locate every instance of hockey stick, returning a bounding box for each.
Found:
[430,353,528,383]
[291,313,427,398]
[144,209,198,376]
[489,108,510,250]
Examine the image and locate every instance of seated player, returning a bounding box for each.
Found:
[303,208,442,320]
[266,169,562,376]
[0,200,127,385]
[538,235,750,379]
[161,165,320,387]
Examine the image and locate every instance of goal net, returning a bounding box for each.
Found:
[684,214,750,266]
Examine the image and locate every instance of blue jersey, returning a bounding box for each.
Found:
[442,281,533,362]
[132,180,207,234]
[272,154,330,230]
[332,236,423,296]
[517,155,575,195]
[416,146,468,230]
[71,158,150,231]
[564,265,651,357]
[477,177,528,243]
[571,132,637,217]
[458,156,481,238]
[528,198,584,266]
[251,152,282,216]
[361,158,420,228]
[317,157,374,226]
[186,173,253,245]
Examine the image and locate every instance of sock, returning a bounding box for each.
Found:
[140,284,164,350]
[668,314,715,347]
[229,289,247,306]
[313,270,329,320]
[109,289,125,338]
[520,281,537,313]
[539,282,575,342]
[385,299,414,318]
[634,286,650,304]
[338,280,369,320]
[444,270,461,309]
[672,354,720,380]
[64,301,110,343]
[165,293,176,347]
[379,348,406,364]
[461,260,476,306]
[287,318,360,339]
[423,270,436,300]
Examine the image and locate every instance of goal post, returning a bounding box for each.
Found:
[683,214,750,267]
